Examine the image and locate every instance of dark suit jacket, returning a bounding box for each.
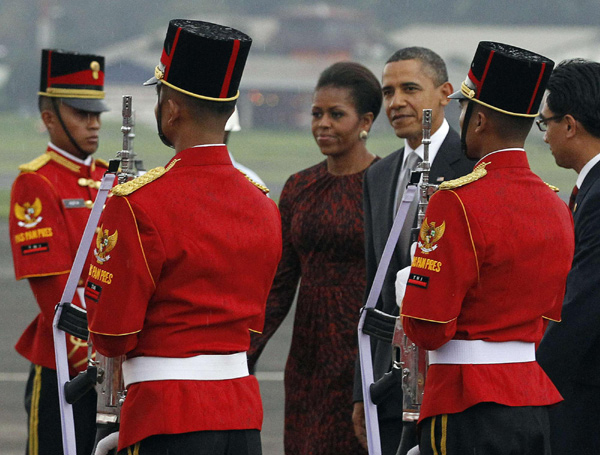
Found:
[354,127,475,421]
[537,159,600,455]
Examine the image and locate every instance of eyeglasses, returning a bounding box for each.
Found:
[536,114,564,132]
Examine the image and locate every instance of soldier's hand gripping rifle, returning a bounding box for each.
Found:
[52,96,137,455]
[393,109,437,455]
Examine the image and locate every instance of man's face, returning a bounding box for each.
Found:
[381,59,450,149]
[540,96,571,169]
[48,102,101,159]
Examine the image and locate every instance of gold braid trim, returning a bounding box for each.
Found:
[239,170,270,194]
[18,154,52,172]
[461,81,540,118]
[111,159,180,196]
[47,151,81,173]
[439,161,490,190]
[38,88,105,99]
[545,182,560,192]
[95,158,109,168]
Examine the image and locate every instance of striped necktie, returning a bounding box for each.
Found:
[569,185,579,212]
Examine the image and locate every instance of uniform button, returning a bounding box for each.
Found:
[78,178,88,187]
[85,200,94,209]
[94,181,101,189]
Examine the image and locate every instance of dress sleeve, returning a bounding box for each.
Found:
[86,196,164,357]
[248,176,301,368]
[10,172,72,279]
[401,189,481,350]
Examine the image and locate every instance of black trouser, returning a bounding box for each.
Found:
[379,418,404,455]
[118,430,262,455]
[24,364,97,455]
[419,403,551,455]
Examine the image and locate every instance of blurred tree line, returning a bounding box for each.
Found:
[0,0,596,113]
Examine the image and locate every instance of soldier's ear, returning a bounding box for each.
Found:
[41,109,56,132]
[474,110,487,133]
[165,98,181,126]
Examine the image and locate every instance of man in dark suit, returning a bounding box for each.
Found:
[536,59,600,455]
[352,47,475,453]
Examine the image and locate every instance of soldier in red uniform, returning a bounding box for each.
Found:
[399,42,575,454]
[9,49,109,455]
[84,19,282,455]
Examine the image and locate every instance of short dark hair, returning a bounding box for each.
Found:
[386,47,448,87]
[546,59,600,138]
[315,61,383,121]
[476,104,534,142]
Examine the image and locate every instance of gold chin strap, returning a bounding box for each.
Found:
[154,65,240,102]
[460,81,539,118]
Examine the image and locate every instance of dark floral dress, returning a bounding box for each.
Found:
[249,158,378,455]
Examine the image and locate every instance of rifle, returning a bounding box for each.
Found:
[393,109,437,455]
[52,95,138,455]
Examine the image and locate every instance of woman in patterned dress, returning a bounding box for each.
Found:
[248,61,383,454]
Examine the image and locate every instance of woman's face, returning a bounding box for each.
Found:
[311,86,366,157]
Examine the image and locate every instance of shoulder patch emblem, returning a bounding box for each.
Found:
[14,198,43,228]
[94,224,118,264]
[418,218,445,254]
[111,159,180,196]
[439,162,490,190]
[545,182,560,192]
[19,154,52,172]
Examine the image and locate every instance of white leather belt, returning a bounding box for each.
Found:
[428,340,536,365]
[122,352,249,387]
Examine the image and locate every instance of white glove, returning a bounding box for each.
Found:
[94,431,119,455]
[407,445,421,455]
[395,265,412,308]
[396,242,418,308]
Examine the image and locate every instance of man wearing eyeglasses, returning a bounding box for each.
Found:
[8,49,109,455]
[537,59,600,455]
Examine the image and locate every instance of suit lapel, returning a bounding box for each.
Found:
[385,148,405,233]
[574,160,600,221]
[430,128,464,184]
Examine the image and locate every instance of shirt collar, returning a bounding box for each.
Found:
[576,152,600,189]
[402,118,449,169]
[48,142,93,166]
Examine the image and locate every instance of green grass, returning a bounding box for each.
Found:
[0,113,577,220]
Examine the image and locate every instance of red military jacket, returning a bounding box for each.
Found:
[401,149,574,422]
[9,144,108,375]
[85,145,282,450]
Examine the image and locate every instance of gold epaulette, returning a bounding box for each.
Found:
[545,182,560,192]
[111,159,180,196]
[240,171,270,194]
[439,161,490,190]
[18,154,52,172]
[95,158,109,168]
